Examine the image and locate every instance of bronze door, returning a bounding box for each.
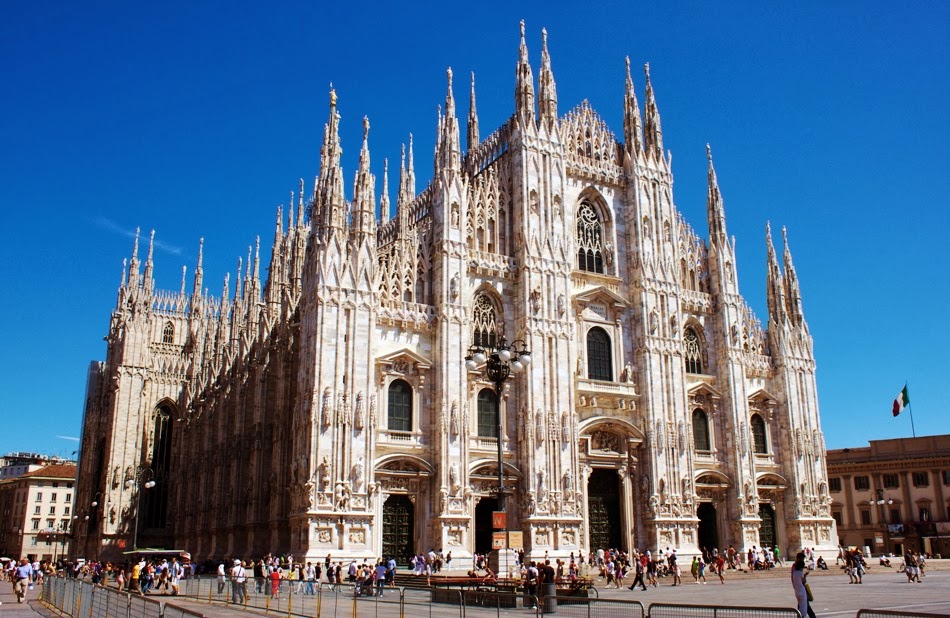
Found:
[382,495,414,564]
[587,469,622,551]
[759,504,776,549]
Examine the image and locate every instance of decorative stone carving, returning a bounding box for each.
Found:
[321,388,332,428]
[354,391,364,430]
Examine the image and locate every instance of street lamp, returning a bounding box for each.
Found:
[869,489,893,555]
[465,336,530,576]
[126,468,156,551]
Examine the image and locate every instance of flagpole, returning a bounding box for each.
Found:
[906,381,916,438]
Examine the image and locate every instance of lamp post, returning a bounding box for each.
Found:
[126,468,156,552]
[869,488,893,555]
[465,336,531,576]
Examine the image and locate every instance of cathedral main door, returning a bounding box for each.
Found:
[587,469,622,551]
[697,503,719,552]
[474,497,499,555]
[382,495,414,564]
[759,504,776,549]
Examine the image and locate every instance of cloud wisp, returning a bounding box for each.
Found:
[93,216,184,256]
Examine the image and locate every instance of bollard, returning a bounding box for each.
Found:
[541,582,557,614]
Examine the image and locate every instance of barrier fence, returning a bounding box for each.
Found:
[42,575,948,618]
[41,576,205,618]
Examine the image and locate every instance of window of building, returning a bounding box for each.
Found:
[477,388,498,439]
[35,492,42,502]
[31,519,39,530]
[683,328,704,374]
[163,322,175,344]
[750,414,768,454]
[854,476,870,491]
[472,295,499,349]
[46,519,54,529]
[64,506,70,516]
[829,477,842,492]
[832,511,842,526]
[48,506,55,515]
[882,474,899,489]
[919,506,931,522]
[942,470,950,485]
[912,472,929,487]
[30,537,37,546]
[860,510,871,525]
[586,327,613,381]
[576,201,605,274]
[52,482,59,488]
[34,505,40,515]
[387,380,413,432]
[692,409,711,451]
[51,493,57,502]
[889,507,901,523]
[65,494,71,503]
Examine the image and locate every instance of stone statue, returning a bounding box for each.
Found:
[321,387,332,428]
[650,309,658,334]
[319,455,332,490]
[449,463,460,494]
[563,470,574,495]
[450,272,460,301]
[351,461,364,491]
[557,294,566,317]
[354,392,364,430]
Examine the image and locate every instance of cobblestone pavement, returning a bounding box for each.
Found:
[157,567,950,618]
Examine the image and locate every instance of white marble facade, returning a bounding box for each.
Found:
[74,23,837,563]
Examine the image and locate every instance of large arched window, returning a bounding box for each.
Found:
[587,327,613,381]
[388,380,413,432]
[684,327,703,374]
[692,409,711,451]
[751,414,768,454]
[472,294,499,348]
[477,388,498,438]
[576,201,605,273]
[162,322,175,344]
[142,403,173,530]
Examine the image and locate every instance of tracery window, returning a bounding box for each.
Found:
[684,327,703,374]
[692,409,710,451]
[388,380,413,432]
[576,201,605,273]
[472,294,499,348]
[586,327,613,381]
[477,388,498,438]
[162,322,175,344]
[750,414,768,454]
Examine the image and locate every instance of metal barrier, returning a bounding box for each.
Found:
[545,596,645,618]
[648,603,802,618]
[40,576,205,618]
[857,609,947,618]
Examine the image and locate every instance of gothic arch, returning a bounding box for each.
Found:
[470,287,504,347]
[695,470,732,487]
[574,188,616,275]
[683,321,707,374]
[374,454,435,476]
[468,459,522,480]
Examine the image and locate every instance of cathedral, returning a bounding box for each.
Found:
[74,23,837,564]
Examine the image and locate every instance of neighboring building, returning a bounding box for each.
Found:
[0,452,72,480]
[0,463,78,561]
[827,435,950,557]
[74,24,836,563]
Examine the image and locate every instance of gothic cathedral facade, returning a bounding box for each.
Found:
[75,24,837,563]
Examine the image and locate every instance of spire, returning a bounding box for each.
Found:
[643,63,664,159]
[253,236,261,284]
[438,68,461,171]
[297,178,305,227]
[180,265,187,296]
[143,229,156,293]
[380,158,391,223]
[407,134,415,196]
[192,237,204,300]
[467,71,480,151]
[765,222,786,326]
[706,145,728,244]
[128,227,141,288]
[350,116,377,244]
[121,258,127,288]
[782,226,805,325]
[623,57,643,155]
[316,86,346,235]
[514,20,535,124]
[537,27,558,128]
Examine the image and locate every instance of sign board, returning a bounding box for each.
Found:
[874,533,884,546]
[507,531,524,549]
[492,511,507,530]
[492,532,507,549]
[117,539,127,549]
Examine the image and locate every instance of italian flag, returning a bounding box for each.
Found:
[892,385,910,417]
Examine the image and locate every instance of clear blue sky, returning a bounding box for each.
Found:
[1,1,947,458]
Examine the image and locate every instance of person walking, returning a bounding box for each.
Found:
[791,552,816,618]
[628,556,647,591]
[231,560,247,605]
[13,558,34,603]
